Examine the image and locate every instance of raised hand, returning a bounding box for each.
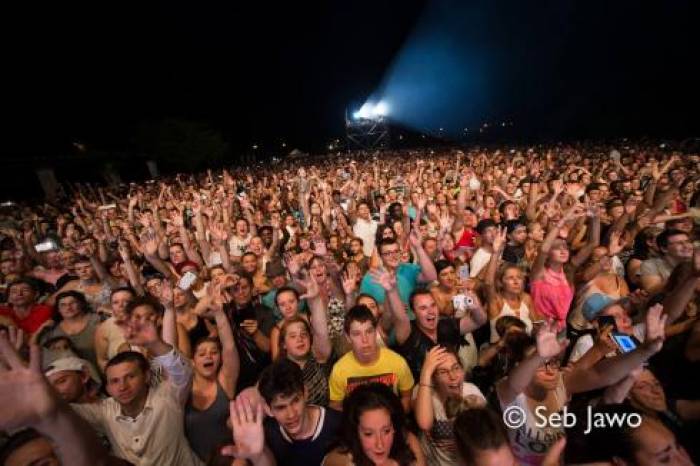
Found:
[0,338,56,431]
[369,268,397,291]
[419,346,450,384]
[209,222,229,243]
[341,267,359,295]
[608,230,625,256]
[298,274,321,300]
[536,321,568,359]
[221,397,265,460]
[124,317,161,348]
[140,230,159,257]
[492,226,507,252]
[438,211,454,232]
[160,279,175,309]
[117,238,131,260]
[408,227,423,249]
[644,303,667,354]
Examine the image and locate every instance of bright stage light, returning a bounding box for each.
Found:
[374,101,388,116]
[353,100,389,120]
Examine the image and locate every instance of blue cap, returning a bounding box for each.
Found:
[582,293,615,321]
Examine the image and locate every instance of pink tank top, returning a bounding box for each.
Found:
[530,267,574,330]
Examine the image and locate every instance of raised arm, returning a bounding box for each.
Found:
[370,269,411,344]
[564,304,667,394]
[570,207,600,268]
[299,275,332,363]
[140,230,176,280]
[0,339,112,466]
[408,228,437,283]
[414,346,449,431]
[496,322,568,406]
[458,291,488,334]
[207,281,241,398]
[117,240,145,296]
[124,302,193,405]
[484,227,507,314]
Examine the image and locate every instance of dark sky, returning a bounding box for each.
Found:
[5,0,699,159]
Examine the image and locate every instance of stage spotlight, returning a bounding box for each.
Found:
[374,101,389,117]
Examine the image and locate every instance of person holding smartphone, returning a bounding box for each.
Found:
[568,293,646,363]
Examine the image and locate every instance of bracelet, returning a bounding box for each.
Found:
[419,383,433,389]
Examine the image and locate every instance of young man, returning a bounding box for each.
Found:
[0,279,54,335]
[359,230,437,306]
[328,305,414,412]
[502,218,528,265]
[352,201,378,257]
[373,269,487,380]
[469,219,498,278]
[258,359,341,466]
[70,297,205,466]
[639,229,693,294]
[44,354,100,404]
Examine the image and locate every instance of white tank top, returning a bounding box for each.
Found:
[490,298,533,343]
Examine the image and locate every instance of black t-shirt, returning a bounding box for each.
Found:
[264,405,342,466]
[503,244,525,264]
[227,302,275,390]
[394,318,462,381]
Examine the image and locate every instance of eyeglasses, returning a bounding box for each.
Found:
[435,364,463,378]
[381,249,401,257]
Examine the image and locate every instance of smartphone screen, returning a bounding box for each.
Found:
[611,333,638,353]
[178,271,198,290]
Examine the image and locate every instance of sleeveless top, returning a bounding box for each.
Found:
[185,382,231,462]
[490,298,534,343]
[530,268,574,330]
[40,313,101,368]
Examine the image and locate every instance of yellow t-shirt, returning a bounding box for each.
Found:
[329,347,415,402]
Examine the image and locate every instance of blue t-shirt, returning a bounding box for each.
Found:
[359,262,422,306]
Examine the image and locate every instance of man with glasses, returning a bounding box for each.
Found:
[359,232,437,307]
[639,229,694,294]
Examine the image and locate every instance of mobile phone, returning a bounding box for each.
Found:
[596,315,617,332]
[458,264,470,280]
[611,333,639,353]
[34,240,57,253]
[178,271,198,290]
[0,201,15,207]
[98,204,117,211]
[233,306,257,325]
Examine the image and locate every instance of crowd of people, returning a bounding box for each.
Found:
[0,142,699,466]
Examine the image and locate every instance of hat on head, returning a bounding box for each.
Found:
[582,293,615,321]
[43,351,102,386]
[175,260,199,275]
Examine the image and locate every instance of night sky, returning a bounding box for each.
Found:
[5,0,699,160]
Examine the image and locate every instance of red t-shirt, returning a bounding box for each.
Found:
[456,228,478,249]
[0,304,54,334]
